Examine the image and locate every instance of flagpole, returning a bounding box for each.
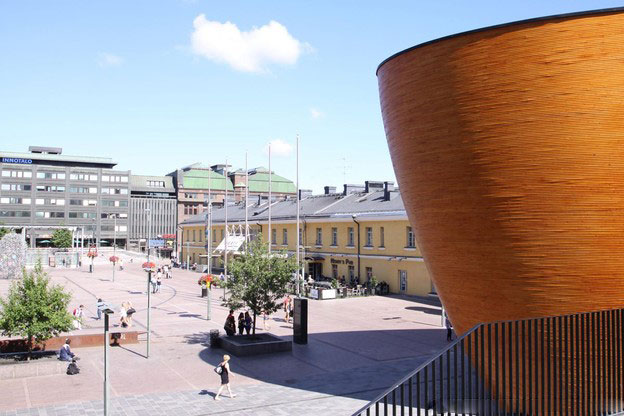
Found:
[296,134,301,297]
[268,144,272,253]
[224,159,228,299]
[245,151,249,250]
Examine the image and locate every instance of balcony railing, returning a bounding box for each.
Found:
[354,308,624,415]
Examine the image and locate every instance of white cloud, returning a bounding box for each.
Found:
[97,53,123,67]
[310,108,324,119]
[264,139,293,157]
[190,15,310,73]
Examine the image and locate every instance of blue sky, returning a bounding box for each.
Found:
[1,1,621,192]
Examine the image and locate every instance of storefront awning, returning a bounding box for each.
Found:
[305,255,325,262]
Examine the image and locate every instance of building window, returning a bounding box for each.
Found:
[36,171,65,180]
[380,227,385,247]
[35,211,64,218]
[69,212,96,219]
[348,265,355,280]
[282,228,288,245]
[332,264,338,279]
[271,228,277,245]
[315,228,322,246]
[37,185,65,192]
[298,228,302,245]
[406,226,415,248]
[347,227,354,247]
[147,180,165,188]
[1,184,31,191]
[0,197,31,205]
[331,227,338,246]
[221,229,224,240]
[0,210,30,217]
[70,173,97,181]
[2,170,32,178]
[213,228,217,243]
[366,267,373,281]
[365,227,373,247]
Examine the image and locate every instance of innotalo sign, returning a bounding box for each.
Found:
[2,157,33,164]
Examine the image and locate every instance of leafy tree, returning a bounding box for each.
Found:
[0,227,9,240]
[0,262,73,358]
[51,228,72,248]
[223,235,297,336]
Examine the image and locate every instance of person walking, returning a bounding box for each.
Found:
[119,258,124,271]
[119,303,129,328]
[262,309,271,331]
[224,310,236,336]
[214,354,236,400]
[445,313,454,342]
[72,305,85,330]
[283,295,291,323]
[156,274,162,293]
[150,273,157,294]
[237,313,245,335]
[95,298,105,320]
[244,311,252,335]
[125,301,135,327]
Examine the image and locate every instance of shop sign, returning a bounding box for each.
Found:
[330,258,353,265]
[2,157,33,164]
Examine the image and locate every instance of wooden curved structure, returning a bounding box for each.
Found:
[378,9,624,336]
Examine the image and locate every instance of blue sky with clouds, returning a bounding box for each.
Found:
[1,1,620,192]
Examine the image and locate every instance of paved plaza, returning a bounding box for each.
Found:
[0,253,447,415]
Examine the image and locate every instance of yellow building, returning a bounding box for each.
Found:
[180,181,434,297]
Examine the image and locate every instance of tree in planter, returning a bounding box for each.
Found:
[52,228,72,249]
[0,262,73,359]
[223,235,297,336]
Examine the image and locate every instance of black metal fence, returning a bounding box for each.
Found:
[354,308,624,415]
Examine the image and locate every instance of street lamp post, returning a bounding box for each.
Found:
[101,305,114,416]
[145,208,152,358]
[204,196,212,321]
[112,215,116,282]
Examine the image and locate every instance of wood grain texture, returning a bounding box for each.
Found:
[378,10,624,336]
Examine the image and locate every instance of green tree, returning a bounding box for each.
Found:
[0,263,73,358]
[223,235,297,336]
[0,227,9,240]
[51,228,72,248]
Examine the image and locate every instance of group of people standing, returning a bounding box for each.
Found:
[149,265,172,294]
[224,310,253,336]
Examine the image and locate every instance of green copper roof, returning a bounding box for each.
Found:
[182,169,233,190]
[248,172,296,193]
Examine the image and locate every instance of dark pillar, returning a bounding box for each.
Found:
[293,298,308,345]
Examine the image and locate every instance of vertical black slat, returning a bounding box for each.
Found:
[416,372,421,416]
[461,339,465,416]
[432,360,437,416]
[609,310,614,414]
[384,394,388,416]
[547,318,551,416]
[440,350,451,415]
[495,323,499,416]
[408,377,413,416]
[541,318,545,416]
[534,318,538,416]
[439,356,444,416]
[501,322,506,416]
[597,311,602,416]
[582,314,588,416]
[488,323,492,416]
[366,408,370,416]
[603,310,607,414]
[400,383,404,416]
[614,309,619,414]
[392,388,397,416]
[593,312,598,416]
[605,310,610,416]
[481,325,485,416]
[565,315,569,416]
[522,320,526,416]
[467,333,472,416]
[476,327,481,415]
[516,320,520,416]
[446,349,451,416]
[612,309,616,414]
[528,319,533,416]
[576,314,580,416]
[559,316,563,416]
[454,343,458,416]
[615,309,622,412]
[376,400,380,416]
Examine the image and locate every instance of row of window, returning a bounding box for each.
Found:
[147,180,165,188]
[1,170,32,178]
[183,226,416,249]
[184,204,200,215]
[0,210,30,217]
[1,171,128,182]
[0,197,128,207]
[1,183,129,195]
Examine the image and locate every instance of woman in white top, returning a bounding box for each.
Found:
[119,302,128,327]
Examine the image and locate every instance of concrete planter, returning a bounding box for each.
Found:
[220,333,292,357]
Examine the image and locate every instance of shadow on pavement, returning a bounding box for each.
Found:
[405,306,440,315]
[186,327,448,405]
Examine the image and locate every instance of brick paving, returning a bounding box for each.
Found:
[0,252,447,415]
